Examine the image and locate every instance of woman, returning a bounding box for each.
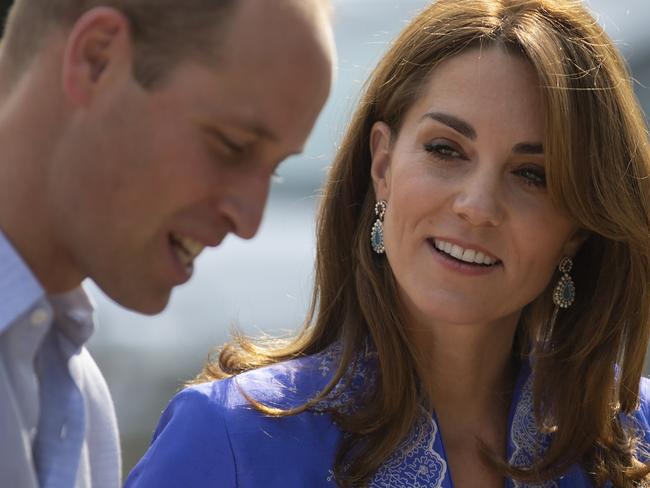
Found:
[126,0,650,486]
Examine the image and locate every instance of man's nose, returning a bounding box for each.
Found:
[219,172,272,240]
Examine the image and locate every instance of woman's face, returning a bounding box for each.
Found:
[370,47,583,327]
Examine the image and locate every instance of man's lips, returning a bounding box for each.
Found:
[168,232,224,272]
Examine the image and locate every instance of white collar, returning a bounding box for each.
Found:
[0,228,45,334]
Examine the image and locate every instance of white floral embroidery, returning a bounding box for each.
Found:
[312,344,446,486]
[369,405,447,488]
[509,374,557,488]
[312,341,377,415]
[311,344,567,487]
[317,342,340,377]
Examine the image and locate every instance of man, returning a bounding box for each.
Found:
[0,0,334,486]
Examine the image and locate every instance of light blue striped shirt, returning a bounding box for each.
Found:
[0,230,120,487]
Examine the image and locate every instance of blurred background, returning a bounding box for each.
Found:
[73,0,650,476]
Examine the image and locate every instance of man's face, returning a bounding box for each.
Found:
[48,0,333,313]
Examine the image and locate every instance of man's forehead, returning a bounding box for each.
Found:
[182,0,332,152]
[203,0,334,96]
[224,0,332,47]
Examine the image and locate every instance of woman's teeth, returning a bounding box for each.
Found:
[433,239,497,266]
[170,234,205,271]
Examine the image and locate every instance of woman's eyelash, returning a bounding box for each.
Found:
[422,141,546,190]
[515,167,546,188]
[423,141,463,160]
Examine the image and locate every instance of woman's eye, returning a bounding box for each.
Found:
[514,166,546,189]
[423,141,463,160]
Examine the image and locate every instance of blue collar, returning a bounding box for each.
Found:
[310,341,587,487]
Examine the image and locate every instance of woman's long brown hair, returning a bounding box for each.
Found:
[196,0,650,485]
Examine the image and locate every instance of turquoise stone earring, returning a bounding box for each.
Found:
[371,200,387,254]
[552,257,576,309]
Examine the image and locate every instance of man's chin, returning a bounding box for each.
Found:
[101,284,172,316]
[130,299,171,316]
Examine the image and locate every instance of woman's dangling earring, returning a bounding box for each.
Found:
[550,256,576,326]
[370,200,387,254]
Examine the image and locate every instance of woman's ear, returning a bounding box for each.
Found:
[370,121,393,200]
[61,7,133,106]
[563,228,590,258]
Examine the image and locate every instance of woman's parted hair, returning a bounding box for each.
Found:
[2,0,236,88]
[201,0,650,485]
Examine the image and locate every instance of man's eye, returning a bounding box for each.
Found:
[205,129,247,158]
[215,133,246,155]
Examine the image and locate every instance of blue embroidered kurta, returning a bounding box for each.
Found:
[125,343,650,487]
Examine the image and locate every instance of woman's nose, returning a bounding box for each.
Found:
[451,170,504,227]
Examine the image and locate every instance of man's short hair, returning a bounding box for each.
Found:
[2,0,237,87]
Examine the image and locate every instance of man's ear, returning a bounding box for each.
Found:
[61,7,133,106]
[370,121,393,201]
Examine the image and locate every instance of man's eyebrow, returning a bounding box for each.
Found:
[421,112,477,140]
[242,121,278,142]
[195,115,278,142]
[513,142,544,154]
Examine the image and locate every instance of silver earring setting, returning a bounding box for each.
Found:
[552,256,576,309]
[547,256,576,344]
[371,200,387,254]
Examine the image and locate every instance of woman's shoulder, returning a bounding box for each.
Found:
[620,376,650,456]
[125,346,353,487]
[187,344,346,410]
[184,340,377,414]
[633,376,650,429]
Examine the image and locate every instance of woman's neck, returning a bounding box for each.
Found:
[407,312,520,428]
[404,313,521,487]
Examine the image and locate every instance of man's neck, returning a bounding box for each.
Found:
[0,69,83,294]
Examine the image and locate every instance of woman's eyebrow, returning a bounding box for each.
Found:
[421,112,543,154]
[513,142,544,154]
[421,112,477,140]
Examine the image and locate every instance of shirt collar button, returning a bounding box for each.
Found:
[30,308,49,326]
